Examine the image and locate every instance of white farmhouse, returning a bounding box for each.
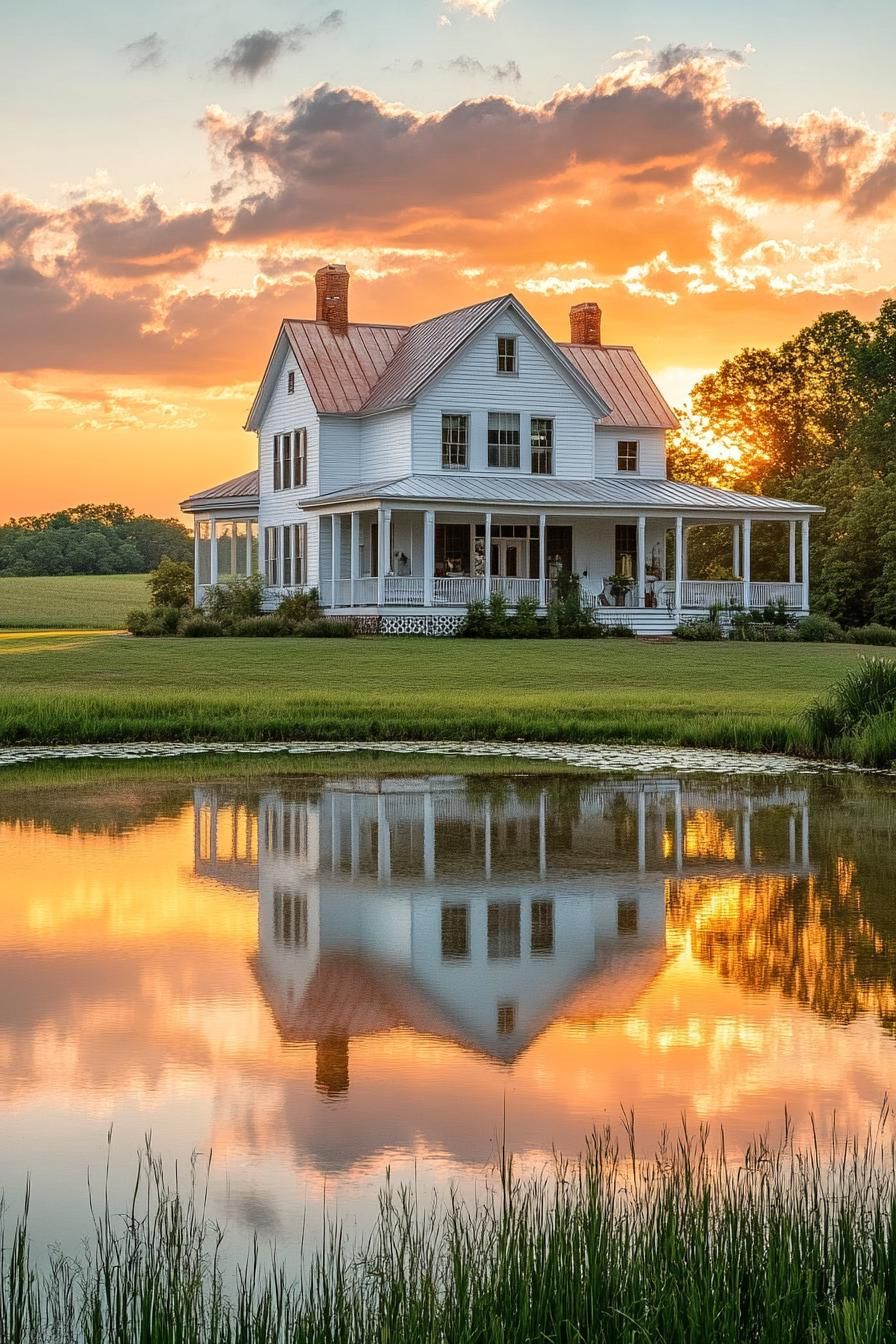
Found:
[181,265,821,634]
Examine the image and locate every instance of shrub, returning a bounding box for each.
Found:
[847,623,896,647]
[126,608,151,636]
[126,605,181,636]
[804,656,896,756]
[203,574,265,625]
[546,573,598,638]
[798,613,843,642]
[276,588,321,625]
[675,618,724,641]
[147,556,194,610]
[232,615,292,637]
[456,600,491,638]
[181,615,224,637]
[608,622,636,638]
[511,595,540,638]
[761,598,795,628]
[727,609,755,641]
[297,618,355,637]
[485,590,510,637]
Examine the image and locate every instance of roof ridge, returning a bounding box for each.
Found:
[405,293,511,329]
[558,342,636,351]
[285,318,411,331]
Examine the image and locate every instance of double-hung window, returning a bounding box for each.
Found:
[293,522,307,586]
[264,527,279,585]
[487,411,520,468]
[441,413,468,469]
[281,524,292,587]
[617,439,639,472]
[497,335,517,375]
[281,433,293,489]
[273,436,282,491]
[530,417,554,474]
[294,428,307,487]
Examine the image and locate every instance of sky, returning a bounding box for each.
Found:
[1,0,895,517]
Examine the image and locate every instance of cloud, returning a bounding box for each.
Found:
[213,11,344,80]
[446,55,521,82]
[19,385,202,431]
[66,193,219,277]
[444,0,506,16]
[121,33,165,72]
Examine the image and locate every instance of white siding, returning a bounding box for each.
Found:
[257,347,322,588]
[319,416,361,492]
[412,310,597,478]
[595,427,666,478]
[360,409,413,481]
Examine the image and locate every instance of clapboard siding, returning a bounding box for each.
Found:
[595,427,666,477]
[412,310,596,478]
[361,408,413,480]
[257,346,321,586]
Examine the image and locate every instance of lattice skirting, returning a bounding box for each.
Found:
[379,614,464,637]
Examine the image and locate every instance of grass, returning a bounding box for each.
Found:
[5,1124,896,1342]
[0,573,148,629]
[0,632,892,758]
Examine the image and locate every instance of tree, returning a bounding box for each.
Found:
[147,556,194,610]
[0,504,191,576]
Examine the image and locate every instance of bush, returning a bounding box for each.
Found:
[546,573,598,638]
[276,588,322,625]
[126,605,181,636]
[147,555,194,610]
[804,656,896,757]
[847,623,896,647]
[607,622,636,638]
[675,618,725,641]
[512,595,540,638]
[456,600,491,638]
[232,615,292,637]
[181,615,224,637]
[297,618,355,637]
[798,613,844,642]
[760,598,795,628]
[203,574,265,625]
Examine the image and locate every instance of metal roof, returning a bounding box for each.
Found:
[559,344,679,430]
[302,473,823,516]
[285,320,408,414]
[180,469,259,512]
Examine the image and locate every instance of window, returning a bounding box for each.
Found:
[435,523,471,576]
[196,521,211,585]
[487,412,521,468]
[249,521,259,575]
[287,369,295,394]
[281,433,293,490]
[274,890,308,949]
[441,904,469,960]
[293,523,307,586]
[531,417,554,475]
[487,902,521,960]
[497,335,517,375]
[531,900,554,955]
[617,899,639,936]
[281,524,292,587]
[264,527,279,585]
[615,524,636,578]
[441,413,468,469]
[216,520,234,578]
[273,436,282,491]
[294,428,307,487]
[497,1001,517,1036]
[617,439,639,472]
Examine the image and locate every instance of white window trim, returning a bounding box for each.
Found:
[487,409,523,471]
[440,409,472,471]
[617,438,640,474]
[495,333,519,378]
[530,414,555,476]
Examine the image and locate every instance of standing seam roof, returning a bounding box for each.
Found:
[559,344,679,430]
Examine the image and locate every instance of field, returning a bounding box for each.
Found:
[0,630,888,753]
[0,573,148,628]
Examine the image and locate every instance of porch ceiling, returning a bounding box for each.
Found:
[301,473,823,517]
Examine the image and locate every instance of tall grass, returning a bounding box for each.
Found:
[5,1121,896,1342]
[804,656,896,767]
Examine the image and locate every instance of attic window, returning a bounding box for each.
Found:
[496,335,517,375]
[287,370,295,394]
[617,439,639,472]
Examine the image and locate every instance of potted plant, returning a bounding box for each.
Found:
[607,574,634,607]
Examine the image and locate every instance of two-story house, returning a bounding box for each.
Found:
[181,265,821,634]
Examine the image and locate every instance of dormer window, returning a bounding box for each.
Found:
[287,370,295,394]
[617,439,639,472]
[496,335,517,375]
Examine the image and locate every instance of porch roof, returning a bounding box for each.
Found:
[300,473,824,517]
[180,469,259,513]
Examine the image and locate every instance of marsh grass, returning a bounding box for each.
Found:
[804,657,896,767]
[5,1119,896,1342]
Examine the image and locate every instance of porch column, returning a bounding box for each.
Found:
[423,509,435,607]
[801,517,810,611]
[636,514,646,608]
[742,517,752,609]
[209,520,219,586]
[538,513,547,607]
[484,511,492,598]
[674,515,683,613]
[350,511,360,608]
[330,515,341,607]
[193,522,201,605]
[732,524,740,576]
[377,506,390,605]
[788,520,797,585]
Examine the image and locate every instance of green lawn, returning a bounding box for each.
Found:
[0,632,888,752]
[0,573,149,628]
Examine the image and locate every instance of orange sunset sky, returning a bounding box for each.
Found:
[2,0,895,518]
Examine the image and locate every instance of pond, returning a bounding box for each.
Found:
[1,761,895,1261]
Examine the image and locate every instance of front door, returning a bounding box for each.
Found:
[491,537,525,578]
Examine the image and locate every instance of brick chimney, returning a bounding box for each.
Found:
[569,301,602,346]
[315,263,350,334]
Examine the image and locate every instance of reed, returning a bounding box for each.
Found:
[4,1121,896,1343]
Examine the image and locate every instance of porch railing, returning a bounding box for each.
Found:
[749,582,803,608]
[384,575,425,605]
[680,580,743,608]
[433,576,485,605]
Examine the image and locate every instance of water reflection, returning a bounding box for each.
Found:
[2,767,896,1254]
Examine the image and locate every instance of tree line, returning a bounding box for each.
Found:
[0,503,192,577]
[669,299,896,628]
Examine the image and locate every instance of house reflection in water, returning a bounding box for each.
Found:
[193,776,813,1090]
